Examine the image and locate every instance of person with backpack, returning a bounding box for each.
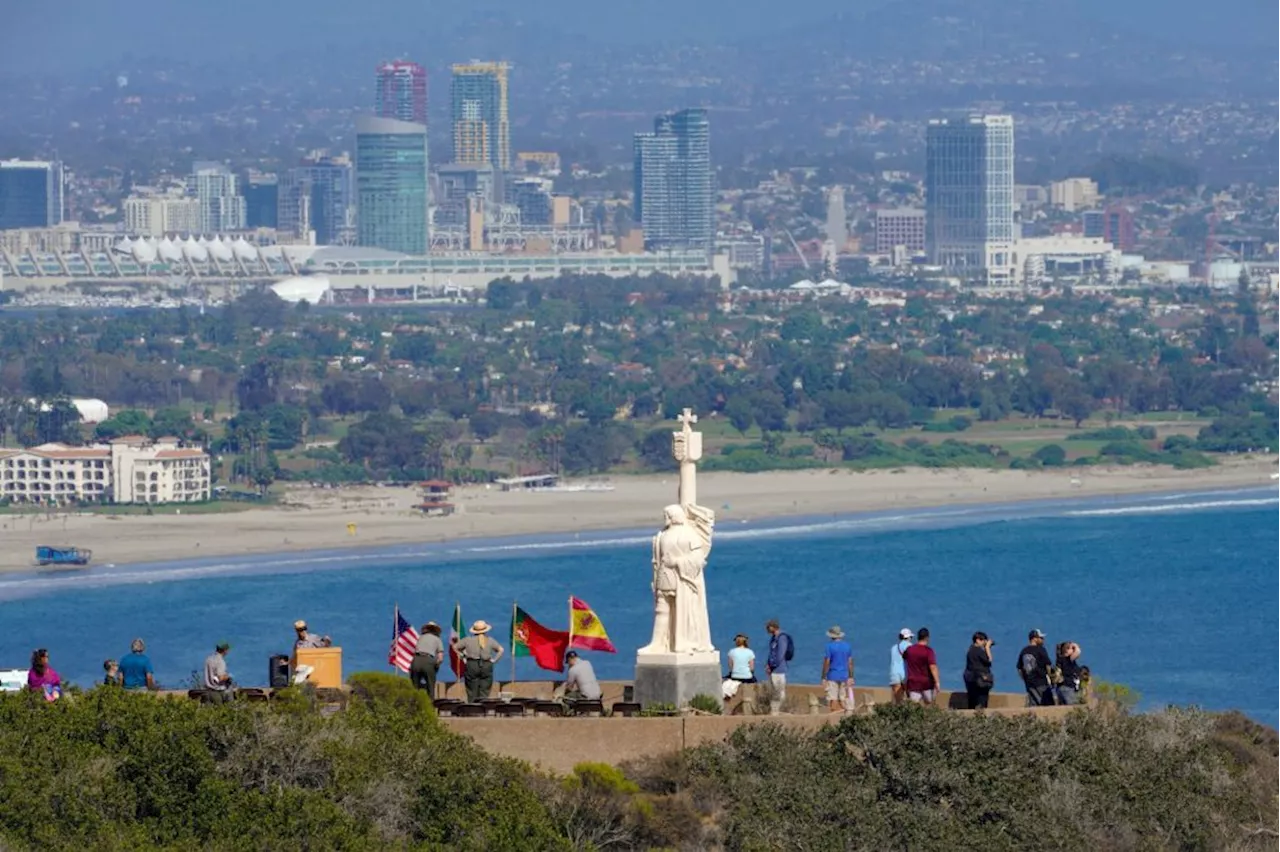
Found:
[1017,629,1055,707]
[764,619,794,715]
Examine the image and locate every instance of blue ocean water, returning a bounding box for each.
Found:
[1,488,1276,725]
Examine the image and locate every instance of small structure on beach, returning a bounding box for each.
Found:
[421,480,454,500]
[494,474,559,492]
[416,500,456,517]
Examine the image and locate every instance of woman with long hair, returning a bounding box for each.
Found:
[27,648,61,699]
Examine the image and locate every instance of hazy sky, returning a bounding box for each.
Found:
[1,0,1274,76]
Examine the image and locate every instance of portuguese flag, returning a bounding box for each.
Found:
[511,606,570,673]
[569,596,617,653]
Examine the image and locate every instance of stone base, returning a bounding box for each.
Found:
[634,650,723,710]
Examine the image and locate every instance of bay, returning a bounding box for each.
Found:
[1,488,1275,725]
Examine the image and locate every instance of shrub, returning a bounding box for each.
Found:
[1031,444,1067,466]
[687,694,722,715]
[1136,425,1158,440]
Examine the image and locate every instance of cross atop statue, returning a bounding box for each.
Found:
[671,408,703,507]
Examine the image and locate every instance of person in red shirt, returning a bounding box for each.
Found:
[902,627,941,705]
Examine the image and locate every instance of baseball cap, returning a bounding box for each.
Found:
[898,628,914,639]
[1029,629,1045,640]
[565,651,579,660]
[293,620,307,630]
[216,641,231,652]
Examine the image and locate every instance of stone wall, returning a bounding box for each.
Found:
[443,697,1079,775]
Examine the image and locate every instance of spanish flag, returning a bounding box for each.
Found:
[569,596,617,653]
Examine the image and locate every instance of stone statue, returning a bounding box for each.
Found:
[638,409,716,655]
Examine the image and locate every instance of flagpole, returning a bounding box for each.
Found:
[453,601,461,686]
[509,600,517,689]
[392,604,399,675]
[567,595,574,653]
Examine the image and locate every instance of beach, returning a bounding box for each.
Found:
[0,458,1273,572]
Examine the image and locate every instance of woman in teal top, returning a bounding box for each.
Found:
[726,634,756,683]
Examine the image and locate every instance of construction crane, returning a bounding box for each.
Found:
[783,228,811,271]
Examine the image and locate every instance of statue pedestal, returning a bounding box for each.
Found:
[634,651,722,710]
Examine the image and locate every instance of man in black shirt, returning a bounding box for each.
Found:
[1017,629,1054,707]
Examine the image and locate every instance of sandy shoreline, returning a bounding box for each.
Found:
[1,458,1274,573]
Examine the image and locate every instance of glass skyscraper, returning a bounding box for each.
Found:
[355,116,429,255]
[633,108,712,251]
[450,62,510,170]
[925,115,1015,286]
[0,160,64,229]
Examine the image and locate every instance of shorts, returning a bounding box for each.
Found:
[824,680,844,701]
[908,689,936,704]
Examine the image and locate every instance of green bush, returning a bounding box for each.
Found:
[687,694,723,715]
[1068,426,1135,441]
[0,675,566,851]
[627,703,1278,851]
[1032,444,1067,466]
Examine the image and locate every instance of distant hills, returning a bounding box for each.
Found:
[2,0,1274,76]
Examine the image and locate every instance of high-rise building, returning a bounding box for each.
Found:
[244,172,279,229]
[190,162,247,233]
[1049,177,1099,213]
[279,155,354,245]
[375,61,428,125]
[874,208,927,254]
[355,116,429,254]
[925,115,1016,286]
[123,193,202,236]
[507,177,554,226]
[632,108,712,250]
[0,160,64,229]
[450,62,510,170]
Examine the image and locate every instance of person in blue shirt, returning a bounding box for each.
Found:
[889,628,914,703]
[118,638,156,690]
[726,634,756,684]
[821,626,854,712]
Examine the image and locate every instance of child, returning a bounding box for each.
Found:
[103,658,119,686]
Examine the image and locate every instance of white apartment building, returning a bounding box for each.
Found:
[1049,178,1100,213]
[0,437,211,506]
[190,162,247,233]
[123,194,203,237]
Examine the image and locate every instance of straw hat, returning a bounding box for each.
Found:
[470,620,492,634]
[827,625,845,639]
[294,620,308,631]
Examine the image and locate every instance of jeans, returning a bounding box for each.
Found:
[1057,685,1079,706]
[464,659,494,703]
[1025,684,1055,707]
[966,684,991,709]
[202,688,232,704]
[769,672,787,715]
[410,655,439,697]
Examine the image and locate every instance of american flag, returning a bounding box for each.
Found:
[388,607,419,673]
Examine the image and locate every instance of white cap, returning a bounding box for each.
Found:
[899,628,914,639]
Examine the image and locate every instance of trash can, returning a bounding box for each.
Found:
[269,654,290,689]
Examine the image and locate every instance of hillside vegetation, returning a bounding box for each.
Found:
[0,675,1274,851]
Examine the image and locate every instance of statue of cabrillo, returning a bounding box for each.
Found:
[639,409,716,655]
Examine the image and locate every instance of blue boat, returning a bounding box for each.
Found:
[35,546,92,567]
